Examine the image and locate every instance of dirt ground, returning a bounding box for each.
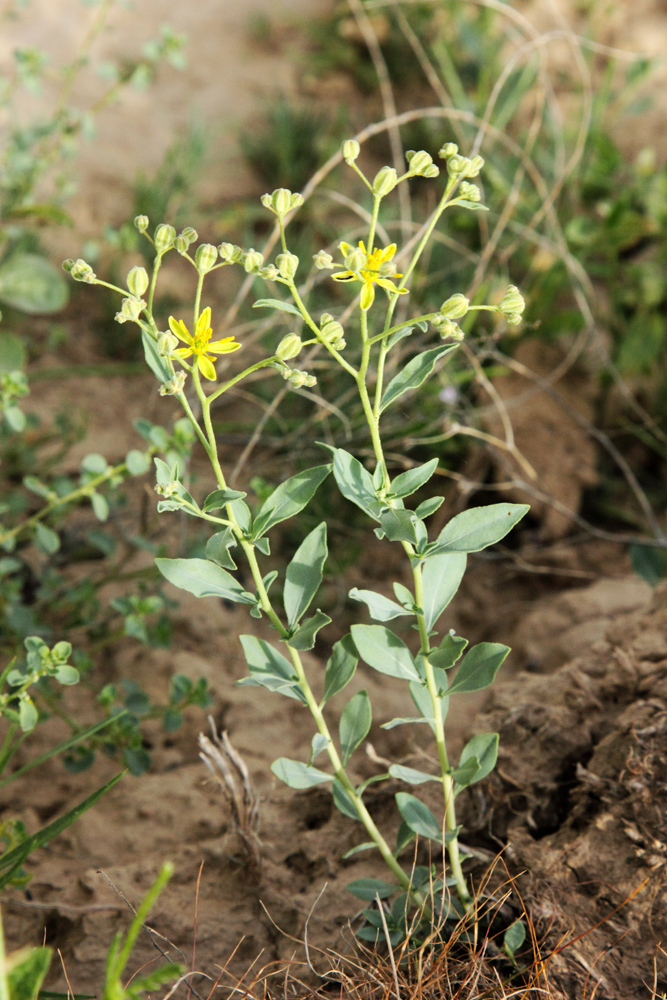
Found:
[2,1,667,998]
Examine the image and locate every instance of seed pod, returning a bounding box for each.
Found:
[276,334,302,361]
[372,166,398,197]
[440,293,469,319]
[276,252,299,281]
[127,265,149,297]
[342,139,361,163]
[195,243,218,274]
[154,223,176,254]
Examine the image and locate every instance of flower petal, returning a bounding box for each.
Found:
[332,271,357,283]
[196,307,212,335]
[380,243,397,261]
[173,346,194,359]
[197,353,217,380]
[208,339,241,355]
[360,282,375,311]
[169,316,192,344]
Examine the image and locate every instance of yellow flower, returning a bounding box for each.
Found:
[332,240,409,311]
[168,307,240,381]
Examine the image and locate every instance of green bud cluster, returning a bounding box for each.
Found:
[64,258,96,283]
[175,228,198,254]
[157,332,179,357]
[154,481,180,498]
[218,243,244,263]
[195,243,219,274]
[432,315,464,341]
[372,166,398,197]
[275,334,302,361]
[115,295,146,324]
[320,315,346,351]
[405,150,440,178]
[127,265,149,297]
[276,252,299,281]
[497,285,525,325]
[280,367,317,388]
[312,250,334,270]
[439,293,469,319]
[159,372,187,396]
[343,245,366,273]
[459,181,481,202]
[261,188,304,217]
[341,139,360,163]
[259,264,280,281]
[438,142,484,179]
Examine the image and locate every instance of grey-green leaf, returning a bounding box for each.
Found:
[0,253,68,313]
[452,757,480,790]
[349,587,412,622]
[347,877,396,901]
[287,609,331,650]
[253,297,303,317]
[252,465,331,538]
[459,732,499,784]
[421,552,466,631]
[390,458,439,498]
[322,634,358,703]
[319,445,380,519]
[395,792,442,842]
[142,330,171,382]
[380,344,457,412]
[339,690,372,765]
[351,624,420,681]
[447,643,510,694]
[429,632,468,670]
[389,764,439,785]
[283,521,327,626]
[203,488,246,511]
[431,503,530,554]
[156,557,256,604]
[271,758,332,789]
[205,528,238,569]
[333,777,361,820]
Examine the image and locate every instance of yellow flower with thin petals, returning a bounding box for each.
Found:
[168,307,240,381]
[332,240,409,311]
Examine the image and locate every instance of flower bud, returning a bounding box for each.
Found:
[372,166,398,197]
[70,258,96,283]
[155,481,179,498]
[321,319,344,342]
[343,246,366,272]
[433,315,464,341]
[460,181,481,202]
[134,215,149,232]
[406,150,438,177]
[276,252,299,281]
[243,248,264,273]
[154,223,176,254]
[127,265,149,297]
[180,227,198,244]
[313,250,334,270]
[440,293,469,319]
[498,285,525,322]
[175,236,189,254]
[259,264,280,281]
[62,259,74,272]
[115,295,145,324]
[195,243,218,274]
[290,192,304,210]
[342,139,361,163]
[276,333,302,361]
[438,142,458,159]
[159,371,187,395]
[157,332,179,357]
[262,188,295,217]
[378,260,397,278]
[218,242,243,262]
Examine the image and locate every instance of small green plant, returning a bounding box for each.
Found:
[67,136,528,936]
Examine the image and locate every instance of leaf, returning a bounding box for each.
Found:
[0,253,68,314]
[287,609,331,650]
[415,496,444,520]
[389,764,439,785]
[349,587,411,622]
[339,690,372,765]
[421,552,466,631]
[451,757,480,789]
[229,497,252,533]
[310,733,329,761]
[630,543,667,588]
[322,635,358,703]
[318,445,380,518]
[91,492,109,522]
[252,465,332,538]
[7,945,52,1000]
[347,878,396,901]
[125,449,150,476]
[0,332,26,372]
[381,717,434,730]
[271,758,332,789]
[431,503,530,555]
[447,643,510,694]
[429,632,468,670]
[203,488,246,511]
[380,344,457,413]
[504,919,526,957]
[351,625,420,682]
[239,635,305,702]
[395,792,442,842]
[283,522,327,626]
[253,297,303,317]
[455,199,489,211]
[409,675,448,731]
[333,777,361,820]
[390,459,439,498]
[156,558,256,605]
[142,330,171,382]
[342,841,377,859]
[205,529,237,569]
[459,732,499,784]
[379,508,424,546]
[34,522,59,555]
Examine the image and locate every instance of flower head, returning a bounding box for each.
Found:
[168,307,240,381]
[332,241,409,311]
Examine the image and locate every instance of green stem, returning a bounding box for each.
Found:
[287,281,358,379]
